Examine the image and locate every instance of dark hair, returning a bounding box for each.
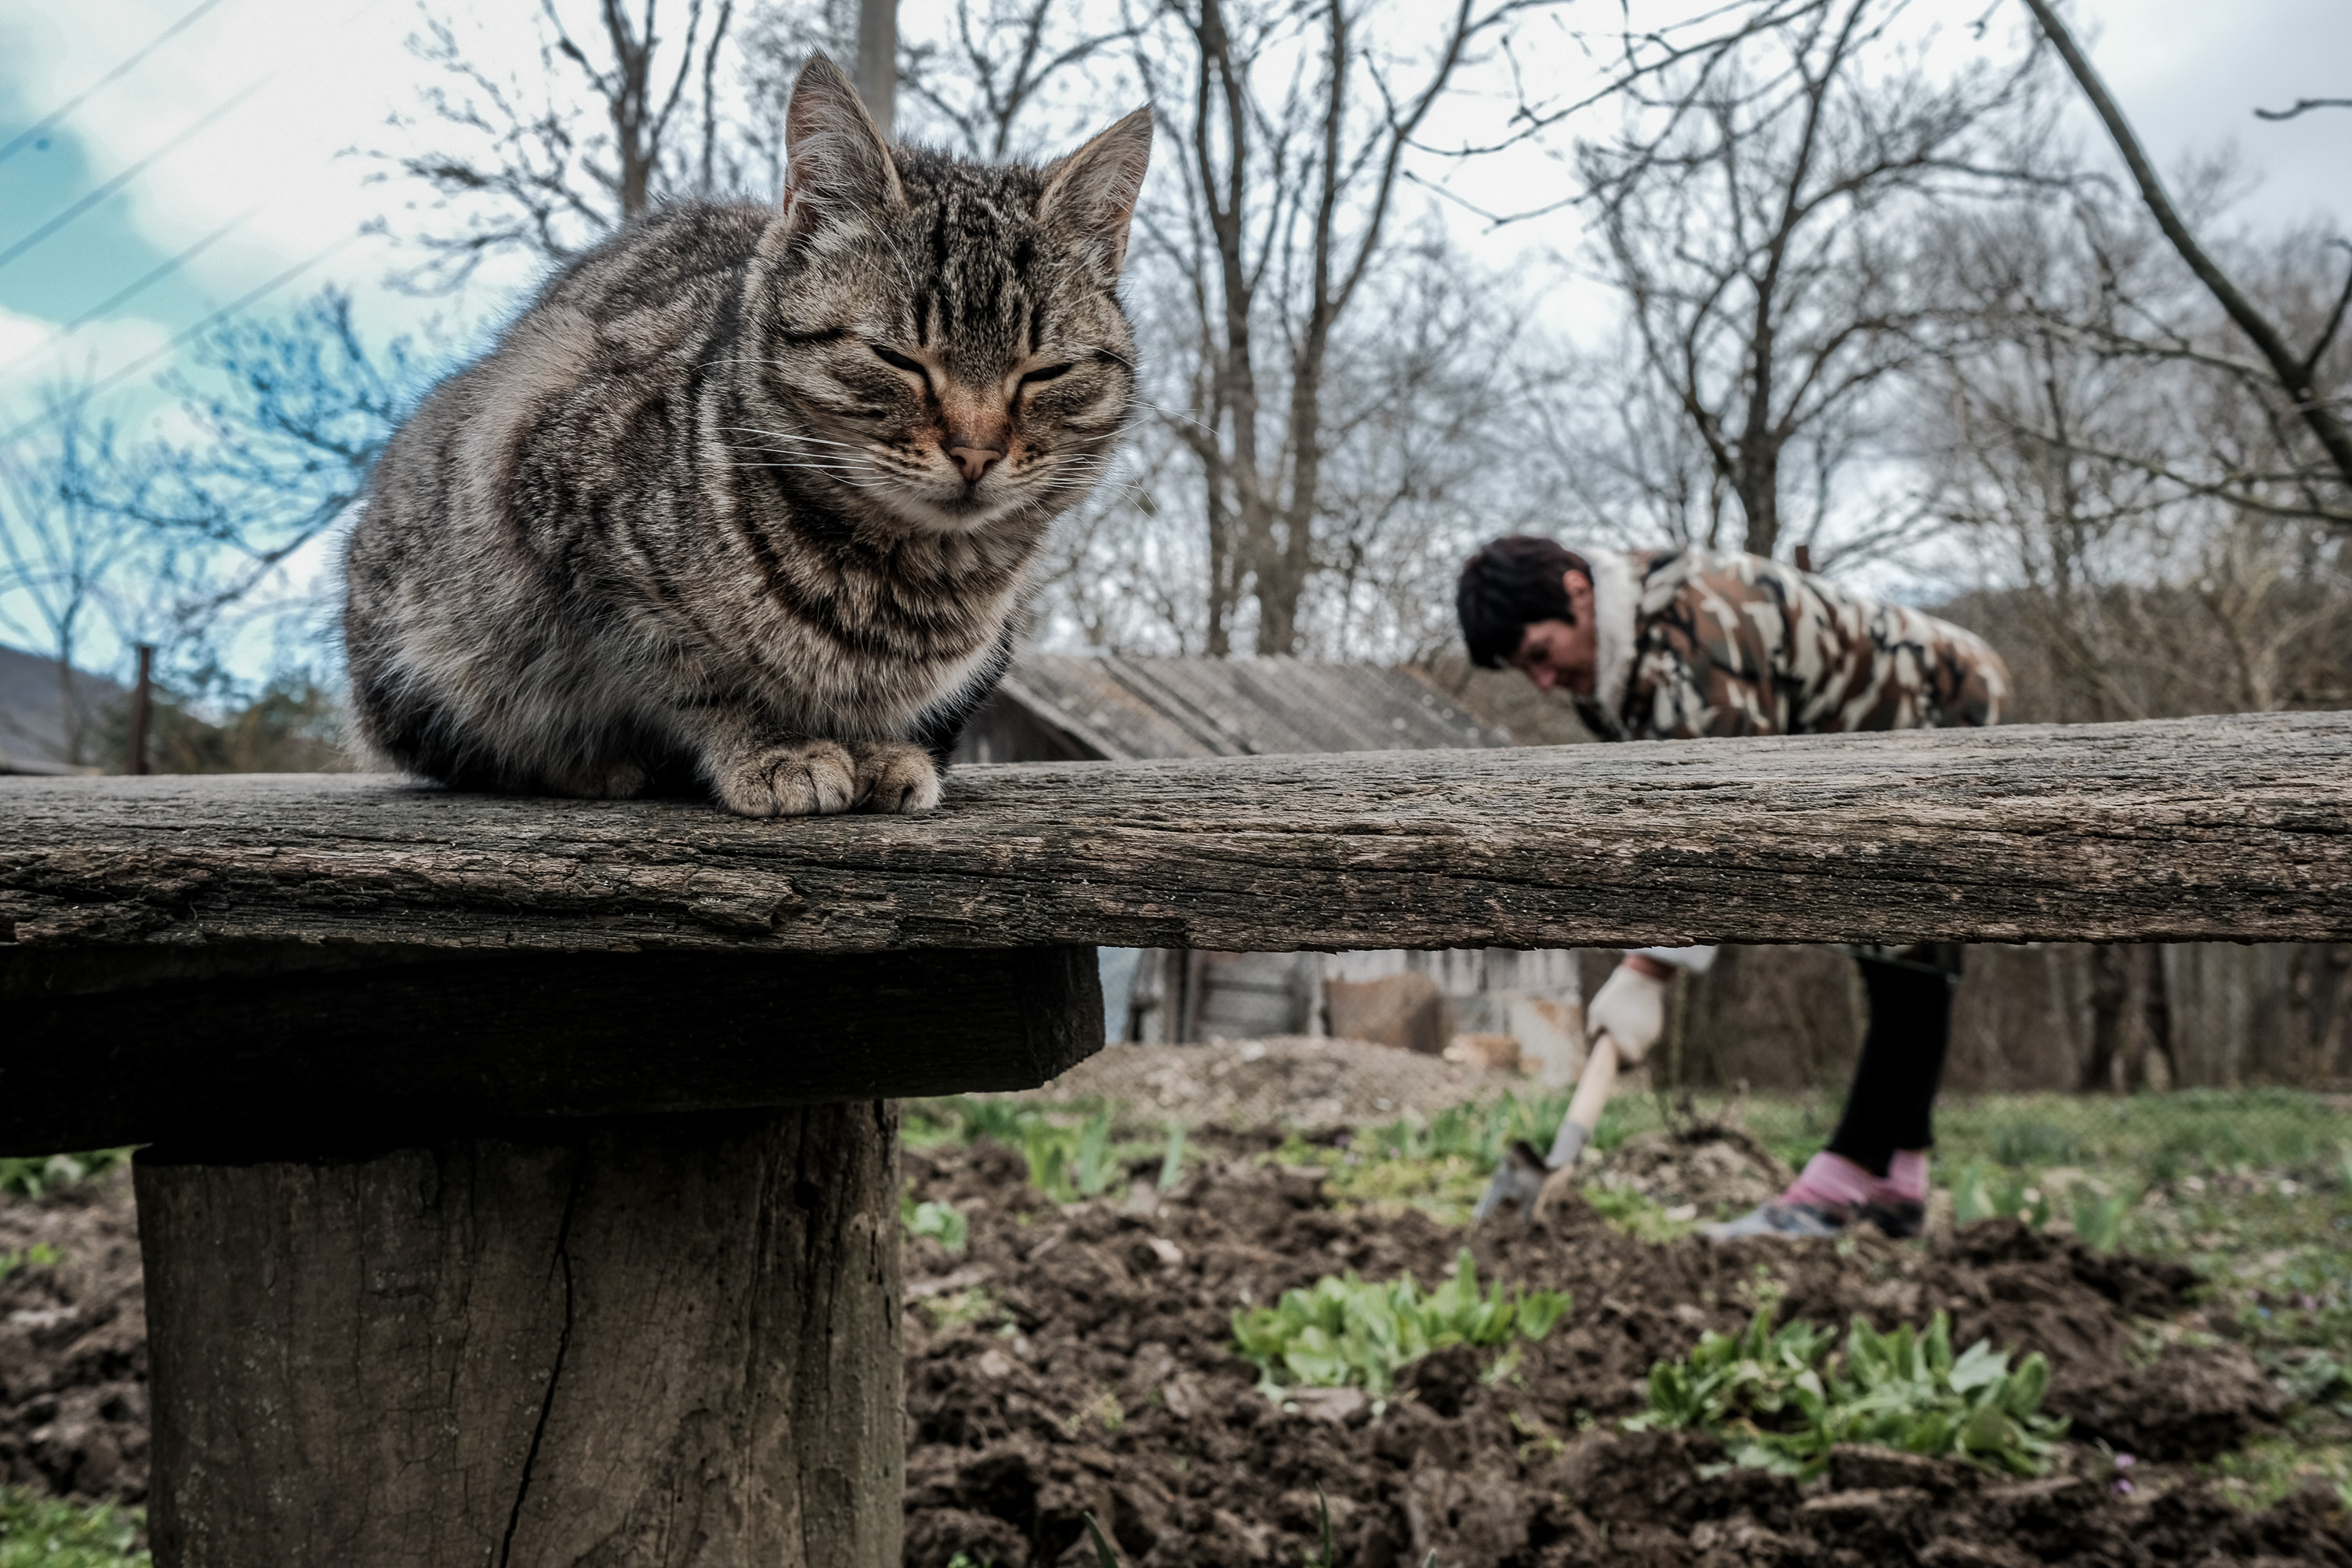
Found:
[1457,535,1589,669]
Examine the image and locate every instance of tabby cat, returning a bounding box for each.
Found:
[343,56,1149,815]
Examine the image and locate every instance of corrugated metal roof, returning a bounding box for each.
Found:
[977,653,1512,761]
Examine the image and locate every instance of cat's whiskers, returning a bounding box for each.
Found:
[716,427,875,455]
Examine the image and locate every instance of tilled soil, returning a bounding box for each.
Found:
[0,1171,147,1503]
[901,1136,2345,1567]
[1036,1038,1521,1128]
[1,1144,2342,1565]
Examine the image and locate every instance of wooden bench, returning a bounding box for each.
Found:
[5,711,2350,1566]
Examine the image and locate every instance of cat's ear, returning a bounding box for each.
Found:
[1040,108,1153,278]
[782,55,905,234]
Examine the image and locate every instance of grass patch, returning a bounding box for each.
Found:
[0,1490,147,1568]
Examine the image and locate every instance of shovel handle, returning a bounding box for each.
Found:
[1563,1031,1621,1138]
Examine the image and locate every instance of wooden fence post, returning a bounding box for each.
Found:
[137,1105,902,1568]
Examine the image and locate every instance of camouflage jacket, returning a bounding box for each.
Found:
[1573,548,2009,743]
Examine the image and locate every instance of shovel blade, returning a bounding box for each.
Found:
[1472,1138,1551,1225]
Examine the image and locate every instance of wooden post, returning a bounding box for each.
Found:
[137,1104,902,1567]
[126,644,153,775]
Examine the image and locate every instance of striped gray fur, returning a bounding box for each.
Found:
[344,56,1150,815]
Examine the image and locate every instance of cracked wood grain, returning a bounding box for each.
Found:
[136,1105,903,1568]
[5,710,2351,953]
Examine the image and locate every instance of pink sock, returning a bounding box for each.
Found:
[1885,1151,1929,1203]
[1784,1152,1877,1210]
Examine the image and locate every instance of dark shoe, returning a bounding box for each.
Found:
[1702,1201,1846,1240]
[1855,1198,1926,1240]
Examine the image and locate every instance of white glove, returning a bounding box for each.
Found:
[1586,963,1668,1065]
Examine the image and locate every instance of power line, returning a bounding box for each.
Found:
[0,0,234,167]
[0,210,258,384]
[0,234,352,449]
[64,211,256,333]
[0,79,265,276]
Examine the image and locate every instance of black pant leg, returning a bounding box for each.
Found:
[1824,955,1957,1177]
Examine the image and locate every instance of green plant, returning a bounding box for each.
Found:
[0,1488,148,1568]
[1949,1160,2052,1231]
[1633,1306,2067,1479]
[1156,1123,1187,1191]
[1584,1187,1700,1243]
[0,1246,59,1284]
[0,1150,132,1203]
[902,1195,968,1254]
[1951,1158,1991,1226]
[920,1287,1006,1332]
[2071,1185,2137,1253]
[1232,1250,1570,1399]
[1024,1111,1122,1205]
[1991,1118,2081,1167]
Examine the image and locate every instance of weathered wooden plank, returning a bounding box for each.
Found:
[139,1103,903,1567]
[0,945,1099,1156]
[4,711,2350,954]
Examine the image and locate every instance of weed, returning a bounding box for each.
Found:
[1949,1160,2053,1230]
[1584,1187,1700,1243]
[1232,1250,1570,1399]
[1156,1123,1187,1191]
[1991,1119,2081,1167]
[921,1288,1006,1332]
[0,1245,60,1284]
[2209,1436,2352,1511]
[2071,1185,2136,1253]
[1632,1305,2067,1479]
[1305,1486,1338,1567]
[1024,1112,1122,1205]
[1065,1392,1125,1437]
[0,1489,147,1568]
[0,1151,132,1203]
[902,1195,968,1254]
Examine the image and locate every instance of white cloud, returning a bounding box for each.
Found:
[0,303,172,414]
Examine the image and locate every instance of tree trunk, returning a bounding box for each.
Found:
[136,1104,902,1568]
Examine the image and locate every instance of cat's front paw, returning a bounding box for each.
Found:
[713,741,857,817]
[853,742,942,814]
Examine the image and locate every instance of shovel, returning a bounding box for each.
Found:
[1472,1031,1621,1225]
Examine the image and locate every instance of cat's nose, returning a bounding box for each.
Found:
[949,445,1003,483]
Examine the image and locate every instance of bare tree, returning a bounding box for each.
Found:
[2023,0,2352,500]
[89,289,435,652]
[0,400,148,765]
[896,0,1129,159]
[1123,0,1548,656]
[379,0,742,289]
[1573,0,2050,561]
[1922,195,2352,722]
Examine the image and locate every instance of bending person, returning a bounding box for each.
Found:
[1456,535,2005,1240]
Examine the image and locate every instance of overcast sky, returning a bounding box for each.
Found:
[0,0,2345,674]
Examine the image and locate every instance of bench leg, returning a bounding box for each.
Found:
[134,1104,902,1567]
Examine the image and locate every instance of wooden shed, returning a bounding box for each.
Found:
[954,652,1585,1054]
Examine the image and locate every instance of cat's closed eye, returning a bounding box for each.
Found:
[869,343,929,378]
[1019,364,1074,386]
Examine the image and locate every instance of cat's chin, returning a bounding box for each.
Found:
[877,488,1033,539]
